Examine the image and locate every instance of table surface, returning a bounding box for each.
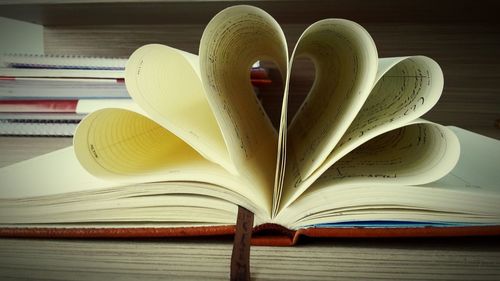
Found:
[1,136,500,280]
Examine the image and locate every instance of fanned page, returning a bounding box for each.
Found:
[274,19,379,215]
[276,126,499,229]
[286,19,378,181]
[0,147,266,225]
[1,5,481,232]
[67,6,287,221]
[71,6,292,219]
[72,107,271,217]
[280,54,452,210]
[199,5,288,210]
[124,45,235,175]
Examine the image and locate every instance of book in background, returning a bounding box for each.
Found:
[0,53,129,137]
[0,99,137,136]
[0,54,271,136]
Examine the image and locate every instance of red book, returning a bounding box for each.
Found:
[0,100,78,113]
[1,222,500,246]
[250,67,269,80]
[250,78,272,86]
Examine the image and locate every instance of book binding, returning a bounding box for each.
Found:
[2,224,500,246]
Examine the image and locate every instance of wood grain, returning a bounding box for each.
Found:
[1,238,499,280]
[1,0,499,25]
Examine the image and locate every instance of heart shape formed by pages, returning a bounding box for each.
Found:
[74,5,459,219]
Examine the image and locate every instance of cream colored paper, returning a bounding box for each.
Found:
[125,44,235,174]
[199,5,288,209]
[72,108,270,214]
[0,141,271,221]
[0,5,474,226]
[286,19,378,182]
[314,122,460,186]
[281,56,445,209]
[275,125,499,228]
[431,126,500,191]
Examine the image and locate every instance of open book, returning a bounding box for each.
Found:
[1,5,499,245]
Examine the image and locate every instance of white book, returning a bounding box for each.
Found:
[0,53,127,70]
[0,118,79,137]
[0,67,124,79]
[0,76,129,99]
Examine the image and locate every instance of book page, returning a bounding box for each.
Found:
[2,197,240,226]
[125,44,236,174]
[0,147,115,199]
[276,126,500,229]
[278,121,461,216]
[331,56,444,159]
[285,19,378,186]
[273,106,289,216]
[0,147,258,225]
[278,19,378,211]
[74,108,200,178]
[71,108,271,215]
[0,146,270,220]
[429,126,500,192]
[281,56,444,208]
[199,5,288,204]
[314,122,460,187]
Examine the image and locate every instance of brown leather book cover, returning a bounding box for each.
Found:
[2,224,500,246]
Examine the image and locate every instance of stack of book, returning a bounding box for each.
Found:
[0,53,272,136]
[0,54,130,136]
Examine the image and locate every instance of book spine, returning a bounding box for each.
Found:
[1,53,128,70]
[250,79,272,86]
[0,119,79,136]
[0,77,129,99]
[0,100,78,113]
[0,68,125,79]
[250,67,269,80]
